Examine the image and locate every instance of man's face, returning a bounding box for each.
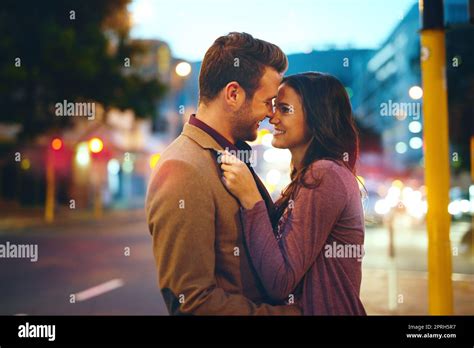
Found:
[231,67,282,142]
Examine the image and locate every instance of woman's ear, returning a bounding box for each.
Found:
[224,81,246,110]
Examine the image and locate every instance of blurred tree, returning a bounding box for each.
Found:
[0,0,166,141]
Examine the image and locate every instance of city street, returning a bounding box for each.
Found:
[0,209,472,315]
[0,210,167,315]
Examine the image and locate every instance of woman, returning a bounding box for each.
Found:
[220,72,366,315]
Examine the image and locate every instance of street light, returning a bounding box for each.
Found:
[175,62,191,77]
[408,121,422,133]
[21,158,31,170]
[395,142,408,154]
[75,142,90,167]
[88,137,104,154]
[409,137,423,149]
[409,85,423,100]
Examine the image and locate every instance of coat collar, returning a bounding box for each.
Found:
[183,119,253,153]
[182,123,223,151]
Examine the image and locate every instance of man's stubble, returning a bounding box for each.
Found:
[230,99,258,143]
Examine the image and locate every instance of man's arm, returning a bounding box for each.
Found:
[146,159,301,315]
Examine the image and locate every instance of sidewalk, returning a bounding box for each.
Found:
[361,268,474,315]
[0,204,145,233]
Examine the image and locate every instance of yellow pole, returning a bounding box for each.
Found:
[94,182,103,219]
[420,1,453,314]
[471,136,474,182]
[45,153,55,223]
[471,136,473,262]
[92,160,103,219]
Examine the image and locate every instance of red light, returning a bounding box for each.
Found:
[51,138,63,151]
[89,137,104,154]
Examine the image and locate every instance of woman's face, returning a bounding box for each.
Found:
[270,83,312,150]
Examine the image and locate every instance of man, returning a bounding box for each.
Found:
[146,32,300,315]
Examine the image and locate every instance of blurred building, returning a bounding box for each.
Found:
[286,49,375,111]
[353,0,471,176]
[2,36,179,210]
[61,38,199,211]
[129,39,196,141]
[127,39,172,135]
[66,108,158,210]
[60,38,178,210]
[353,4,423,174]
[444,0,470,24]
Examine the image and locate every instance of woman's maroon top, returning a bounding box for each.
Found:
[241,160,366,315]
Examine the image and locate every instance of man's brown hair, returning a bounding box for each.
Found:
[198,32,288,104]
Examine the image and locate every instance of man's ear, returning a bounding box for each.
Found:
[224,81,246,110]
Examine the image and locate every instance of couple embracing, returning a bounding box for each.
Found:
[146,32,366,316]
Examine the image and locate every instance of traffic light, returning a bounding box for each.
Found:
[88,137,104,154]
[51,137,63,151]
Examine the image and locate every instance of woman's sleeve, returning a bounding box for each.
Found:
[241,164,348,301]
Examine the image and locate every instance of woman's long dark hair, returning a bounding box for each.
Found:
[272,72,361,225]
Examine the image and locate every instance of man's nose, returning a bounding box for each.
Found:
[265,110,275,120]
[265,106,274,119]
[266,105,276,120]
[269,113,280,125]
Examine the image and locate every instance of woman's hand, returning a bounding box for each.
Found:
[219,151,263,209]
